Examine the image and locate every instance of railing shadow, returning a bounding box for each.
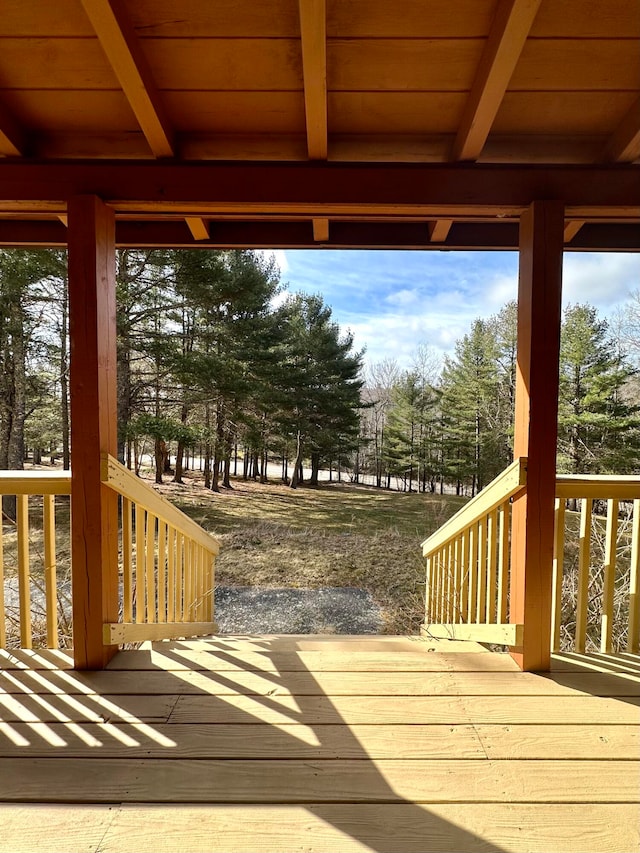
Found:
[545,651,640,707]
[0,637,509,853]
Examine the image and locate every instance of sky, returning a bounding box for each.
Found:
[265,249,640,370]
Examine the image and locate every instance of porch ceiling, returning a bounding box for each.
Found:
[0,0,638,249]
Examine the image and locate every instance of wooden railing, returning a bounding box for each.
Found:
[101,453,221,644]
[553,475,640,654]
[0,471,72,649]
[421,457,527,646]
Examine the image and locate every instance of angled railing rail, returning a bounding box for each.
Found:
[100,453,221,645]
[421,457,527,647]
[0,471,72,649]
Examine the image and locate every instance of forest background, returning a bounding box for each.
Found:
[2,247,640,493]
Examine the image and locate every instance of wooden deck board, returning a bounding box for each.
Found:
[1,757,638,804]
[0,636,638,853]
[3,668,638,696]
[0,803,636,853]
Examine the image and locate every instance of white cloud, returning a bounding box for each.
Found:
[563,253,640,309]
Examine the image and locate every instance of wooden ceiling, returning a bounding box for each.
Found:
[0,0,638,250]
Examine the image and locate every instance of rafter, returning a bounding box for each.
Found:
[602,96,640,163]
[429,220,453,243]
[185,217,209,241]
[0,102,27,157]
[298,0,327,160]
[313,218,329,241]
[452,0,542,161]
[563,221,583,244]
[79,0,174,158]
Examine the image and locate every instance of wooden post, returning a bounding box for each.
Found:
[510,200,564,672]
[68,195,119,669]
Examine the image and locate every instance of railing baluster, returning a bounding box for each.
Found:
[497,501,509,624]
[0,509,5,647]
[468,523,478,624]
[43,494,58,648]
[145,512,156,622]
[184,537,192,621]
[486,508,497,623]
[445,541,453,623]
[17,494,31,649]
[167,526,176,622]
[601,499,619,653]
[207,552,214,622]
[629,499,640,653]
[157,521,167,623]
[425,556,432,621]
[476,516,487,622]
[134,504,144,624]
[576,498,592,653]
[176,531,184,622]
[122,497,133,623]
[453,536,461,623]
[551,497,566,653]
[459,528,469,622]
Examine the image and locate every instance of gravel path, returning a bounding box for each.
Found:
[3,581,384,635]
[214,586,383,634]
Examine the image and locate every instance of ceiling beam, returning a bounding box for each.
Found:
[79,0,175,158]
[1,219,638,252]
[602,96,640,163]
[429,220,453,243]
[298,0,327,159]
[0,162,638,215]
[313,218,329,241]
[185,217,210,241]
[0,102,28,157]
[452,0,542,161]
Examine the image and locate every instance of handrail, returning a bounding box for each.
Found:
[101,453,220,555]
[556,474,640,500]
[0,471,71,496]
[422,457,527,557]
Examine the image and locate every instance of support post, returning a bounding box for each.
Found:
[510,200,564,671]
[68,195,119,669]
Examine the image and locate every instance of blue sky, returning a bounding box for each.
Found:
[266,249,640,370]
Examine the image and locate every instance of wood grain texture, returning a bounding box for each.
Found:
[453,0,542,160]
[1,635,639,853]
[510,201,564,671]
[100,803,640,853]
[0,757,637,803]
[67,195,119,670]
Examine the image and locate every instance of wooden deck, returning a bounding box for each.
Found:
[0,635,638,853]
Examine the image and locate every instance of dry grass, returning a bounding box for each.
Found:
[157,473,464,634]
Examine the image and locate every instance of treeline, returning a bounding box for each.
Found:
[3,247,640,496]
[0,249,363,488]
[357,301,640,494]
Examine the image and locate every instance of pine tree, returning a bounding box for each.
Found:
[558,304,639,474]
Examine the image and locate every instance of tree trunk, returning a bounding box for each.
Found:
[309,450,320,486]
[154,437,164,484]
[290,432,304,489]
[60,288,71,470]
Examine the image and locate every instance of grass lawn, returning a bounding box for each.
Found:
[159,474,465,634]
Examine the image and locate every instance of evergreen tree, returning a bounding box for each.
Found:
[558,304,639,473]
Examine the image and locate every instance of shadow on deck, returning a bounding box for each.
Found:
[0,635,638,853]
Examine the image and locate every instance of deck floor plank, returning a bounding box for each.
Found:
[0,636,638,853]
[0,757,638,804]
[3,668,638,696]
[100,803,640,853]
